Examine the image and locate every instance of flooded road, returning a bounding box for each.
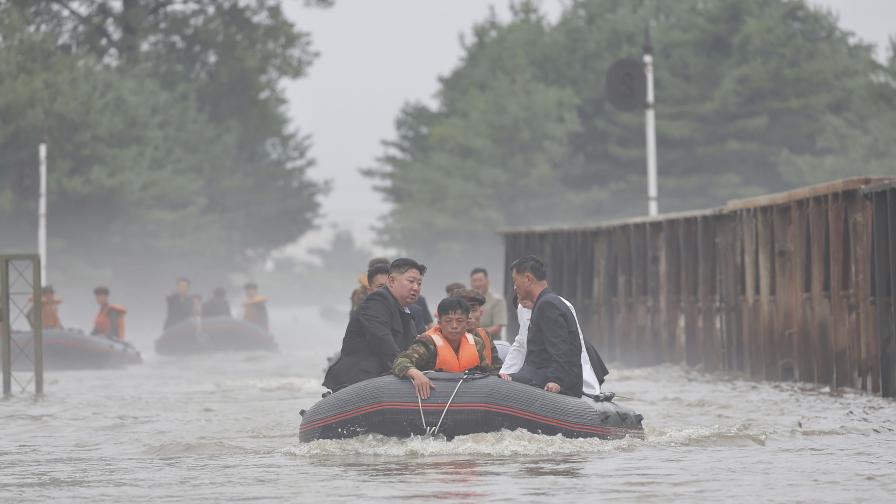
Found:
[2,306,895,503]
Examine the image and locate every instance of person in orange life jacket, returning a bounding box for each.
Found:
[392,297,497,399]
[26,285,64,330]
[449,288,502,369]
[242,282,269,331]
[92,286,127,341]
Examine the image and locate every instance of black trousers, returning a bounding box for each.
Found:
[510,364,550,388]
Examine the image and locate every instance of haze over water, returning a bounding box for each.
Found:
[2,306,894,503]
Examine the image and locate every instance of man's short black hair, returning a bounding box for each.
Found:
[94,286,110,295]
[389,258,426,276]
[510,255,547,281]
[213,287,227,297]
[437,297,471,317]
[244,282,258,290]
[177,277,190,285]
[42,285,54,295]
[367,263,390,286]
[470,267,488,278]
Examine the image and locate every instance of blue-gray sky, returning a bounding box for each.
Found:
[282,0,894,257]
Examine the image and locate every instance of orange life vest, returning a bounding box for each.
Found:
[427,330,481,373]
[474,327,494,365]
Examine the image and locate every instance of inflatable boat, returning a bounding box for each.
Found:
[4,328,142,370]
[299,372,644,442]
[154,316,277,355]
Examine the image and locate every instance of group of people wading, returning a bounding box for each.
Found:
[324,256,609,399]
[163,277,270,332]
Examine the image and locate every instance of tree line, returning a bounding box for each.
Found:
[366,0,896,269]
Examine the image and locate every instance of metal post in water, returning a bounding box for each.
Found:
[643,29,659,217]
[38,142,48,284]
[1,258,10,398]
[32,257,43,395]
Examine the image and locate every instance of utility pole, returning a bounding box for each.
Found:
[644,28,659,216]
[38,142,47,284]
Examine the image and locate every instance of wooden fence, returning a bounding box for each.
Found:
[501,177,896,397]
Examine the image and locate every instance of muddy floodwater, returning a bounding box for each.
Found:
[2,306,895,503]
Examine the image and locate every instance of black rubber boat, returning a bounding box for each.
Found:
[154,316,277,355]
[4,328,142,370]
[299,372,644,441]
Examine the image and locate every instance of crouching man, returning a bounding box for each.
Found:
[392,297,497,399]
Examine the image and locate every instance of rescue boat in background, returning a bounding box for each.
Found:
[154,316,276,355]
[4,328,142,370]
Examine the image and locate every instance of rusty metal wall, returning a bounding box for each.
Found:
[502,178,896,397]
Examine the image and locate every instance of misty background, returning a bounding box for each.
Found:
[1,0,894,349]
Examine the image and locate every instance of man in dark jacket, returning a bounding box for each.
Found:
[164,277,197,330]
[323,258,427,391]
[504,255,592,397]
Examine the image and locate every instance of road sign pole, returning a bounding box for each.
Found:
[644,31,659,217]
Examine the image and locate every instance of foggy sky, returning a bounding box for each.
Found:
[283,0,895,258]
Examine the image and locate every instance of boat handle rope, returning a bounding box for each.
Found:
[416,374,467,437]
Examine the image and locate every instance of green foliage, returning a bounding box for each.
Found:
[368,0,896,265]
[0,1,328,289]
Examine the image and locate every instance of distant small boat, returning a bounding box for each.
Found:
[4,328,142,370]
[154,316,276,355]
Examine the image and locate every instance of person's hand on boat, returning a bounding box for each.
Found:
[499,373,512,381]
[544,382,561,393]
[406,369,435,399]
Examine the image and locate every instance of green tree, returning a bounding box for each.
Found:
[0,1,329,292]
[367,0,896,269]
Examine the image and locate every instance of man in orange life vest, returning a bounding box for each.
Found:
[91,286,127,341]
[450,288,502,370]
[391,297,498,399]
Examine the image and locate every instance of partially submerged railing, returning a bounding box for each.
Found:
[502,177,896,397]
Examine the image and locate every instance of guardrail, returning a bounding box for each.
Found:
[501,177,896,397]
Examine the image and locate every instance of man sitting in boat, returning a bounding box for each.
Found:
[500,291,608,397]
[242,282,269,331]
[392,297,498,399]
[92,286,127,341]
[27,285,64,330]
[449,288,502,369]
[164,277,198,330]
[201,288,231,318]
[500,255,607,397]
[324,258,426,391]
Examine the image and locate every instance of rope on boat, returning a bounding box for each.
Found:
[416,374,468,437]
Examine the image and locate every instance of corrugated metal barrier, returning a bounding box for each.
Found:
[502,177,896,397]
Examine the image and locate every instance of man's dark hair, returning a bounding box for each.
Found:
[389,258,426,276]
[213,287,227,298]
[177,277,190,285]
[450,288,485,307]
[244,282,258,290]
[437,297,471,317]
[444,282,466,295]
[42,285,54,295]
[367,263,390,286]
[94,286,110,295]
[510,255,547,281]
[470,267,488,278]
[368,257,390,269]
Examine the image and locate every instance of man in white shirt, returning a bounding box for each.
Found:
[501,296,604,396]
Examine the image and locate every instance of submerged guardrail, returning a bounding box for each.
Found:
[501,177,896,397]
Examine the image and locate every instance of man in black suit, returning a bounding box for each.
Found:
[501,255,607,397]
[323,258,427,391]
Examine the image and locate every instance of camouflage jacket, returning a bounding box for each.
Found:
[391,331,502,377]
